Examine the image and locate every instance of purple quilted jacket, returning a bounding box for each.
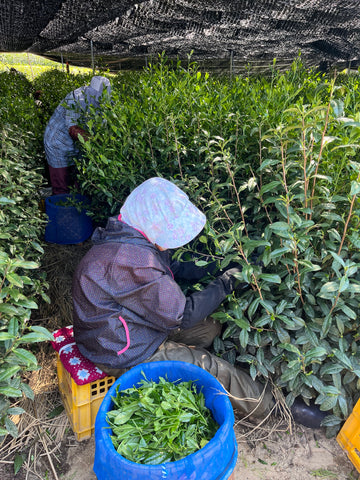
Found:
[72,216,186,369]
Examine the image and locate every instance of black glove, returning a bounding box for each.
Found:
[170,258,246,283]
[170,259,218,282]
[181,267,246,329]
[220,267,244,292]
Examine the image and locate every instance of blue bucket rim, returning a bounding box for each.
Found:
[45,193,90,205]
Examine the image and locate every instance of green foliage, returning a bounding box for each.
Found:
[3,54,360,438]
[74,55,331,222]
[0,71,44,163]
[1,128,46,256]
[0,127,52,440]
[203,80,360,437]
[107,374,218,464]
[58,56,360,434]
[32,69,95,122]
[75,56,252,219]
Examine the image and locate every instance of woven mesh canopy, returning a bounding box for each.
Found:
[1,0,360,71]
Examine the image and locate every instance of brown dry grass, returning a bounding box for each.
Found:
[0,346,67,480]
[35,241,92,331]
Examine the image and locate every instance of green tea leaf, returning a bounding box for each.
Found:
[14,453,25,475]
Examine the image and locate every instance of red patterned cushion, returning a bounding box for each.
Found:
[51,326,108,385]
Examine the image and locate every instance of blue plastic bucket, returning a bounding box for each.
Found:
[94,361,237,480]
[44,194,93,245]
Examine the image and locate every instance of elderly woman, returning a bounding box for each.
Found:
[44,75,111,195]
[72,177,325,426]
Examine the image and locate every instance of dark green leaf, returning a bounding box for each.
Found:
[14,453,25,475]
[320,396,338,412]
[259,274,281,284]
[0,386,22,397]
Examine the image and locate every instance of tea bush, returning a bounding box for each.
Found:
[32,69,94,122]
[0,126,52,439]
[0,67,110,443]
[75,57,334,221]
[204,92,360,437]
[0,71,45,165]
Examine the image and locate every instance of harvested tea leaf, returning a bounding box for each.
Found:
[106,373,219,464]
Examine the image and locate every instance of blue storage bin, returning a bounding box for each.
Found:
[94,361,237,480]
[44,193,93,245]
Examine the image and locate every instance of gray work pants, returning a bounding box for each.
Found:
[96,317,274,419]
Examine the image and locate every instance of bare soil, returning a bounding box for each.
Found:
[1,348,357,480]
[59,414,360,480]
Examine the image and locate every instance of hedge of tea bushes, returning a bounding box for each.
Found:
[32,69,94,121]
[0,72,53,441]
[73,58,355,220]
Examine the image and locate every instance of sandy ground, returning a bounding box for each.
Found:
[0,347,358,480]
[2,387,358,480]
[60,420,358,480]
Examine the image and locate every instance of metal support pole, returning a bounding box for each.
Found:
[230,50,234,77]
[91,40,95,74]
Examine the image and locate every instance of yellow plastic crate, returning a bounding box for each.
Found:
[56,353,115,441]
[337,398,360,472]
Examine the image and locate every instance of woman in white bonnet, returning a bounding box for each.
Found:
[44,76,111,195]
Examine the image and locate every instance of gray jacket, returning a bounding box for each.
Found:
[73,216,236,369]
